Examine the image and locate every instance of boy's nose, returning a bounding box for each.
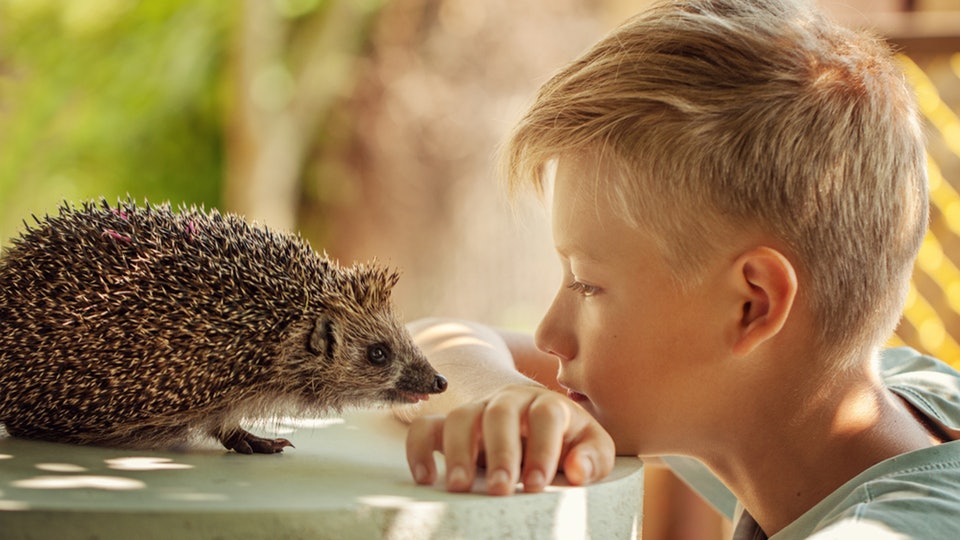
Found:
[534,295,576,362]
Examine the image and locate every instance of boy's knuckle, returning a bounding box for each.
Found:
[486,395,524,418]
[527,397,568,424]
[446,404,478,425]
[409,416,435,438]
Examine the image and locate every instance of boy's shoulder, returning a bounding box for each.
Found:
[796,440,960,539]
[733,441,960,539]
[787,347,960,539]
[881,346,960,441]
[668,347,960,538]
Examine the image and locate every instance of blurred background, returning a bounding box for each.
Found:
[1,1,958,539]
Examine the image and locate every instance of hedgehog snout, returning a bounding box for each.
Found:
[433,373,448,393]
[395,360,447,396]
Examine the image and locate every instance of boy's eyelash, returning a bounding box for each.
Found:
[567,281,600,297]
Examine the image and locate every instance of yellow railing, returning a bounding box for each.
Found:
[893,54,960,367]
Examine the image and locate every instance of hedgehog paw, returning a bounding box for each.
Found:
[218,428,294,454]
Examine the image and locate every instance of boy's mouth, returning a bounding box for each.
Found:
[558,380,589,404]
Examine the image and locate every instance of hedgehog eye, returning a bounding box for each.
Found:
[366,343,391,366]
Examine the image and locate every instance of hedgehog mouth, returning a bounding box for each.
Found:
[385,389,431,404]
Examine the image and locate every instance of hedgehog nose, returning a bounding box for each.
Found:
[433,374,448,393]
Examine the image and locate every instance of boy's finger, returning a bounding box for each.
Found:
[480,392,529,495]
[520,393,570,492]
[562,420,616,486]
[405,415,446,485]
[442,400,486,492]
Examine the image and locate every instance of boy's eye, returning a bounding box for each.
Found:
[567,280,600,297]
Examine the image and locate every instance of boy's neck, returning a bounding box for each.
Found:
[697,348,939,536]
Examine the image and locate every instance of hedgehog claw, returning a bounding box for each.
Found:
[249,437,294,454]
[219,429,294,454]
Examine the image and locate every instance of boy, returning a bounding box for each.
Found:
[402,0,960,537]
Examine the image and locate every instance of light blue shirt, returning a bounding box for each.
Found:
[666,348,960,539]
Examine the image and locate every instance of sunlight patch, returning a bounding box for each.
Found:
[13,475,146,491]
[0,499,30,511]
[105,457,193,471]
[35,463,88,473]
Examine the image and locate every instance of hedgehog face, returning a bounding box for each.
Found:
[281,302,446,408]
[275,262,446,408]
[345,304,445,401]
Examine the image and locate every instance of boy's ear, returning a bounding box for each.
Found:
[729,246,798,357]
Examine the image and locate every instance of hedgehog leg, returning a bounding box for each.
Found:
[216,427,294,454]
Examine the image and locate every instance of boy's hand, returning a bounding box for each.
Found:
[405,384,615,496]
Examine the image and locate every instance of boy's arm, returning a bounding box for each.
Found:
[394,319,539,422]
[496,329,564,392]
[401,318,615,496]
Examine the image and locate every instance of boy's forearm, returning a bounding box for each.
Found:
[395,318,540,422]
[496,329,563,392]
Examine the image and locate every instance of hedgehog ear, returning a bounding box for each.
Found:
[308,315,336,359]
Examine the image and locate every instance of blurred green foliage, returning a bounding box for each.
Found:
[0,0,232,243]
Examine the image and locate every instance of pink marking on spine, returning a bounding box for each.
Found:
[102,229,132,243]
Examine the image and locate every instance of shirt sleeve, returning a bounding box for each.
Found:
[805,519,911,539]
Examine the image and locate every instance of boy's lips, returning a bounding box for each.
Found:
[558,380,589,404]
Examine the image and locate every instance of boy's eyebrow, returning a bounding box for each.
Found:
[555,244,604,264]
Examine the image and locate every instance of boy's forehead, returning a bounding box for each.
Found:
[550,154,643,260]
[550,153,624,223]
[550,155,599,223]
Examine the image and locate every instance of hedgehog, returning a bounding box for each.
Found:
[0,199,446,454]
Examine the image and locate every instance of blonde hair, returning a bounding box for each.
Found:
[502,0,928,355]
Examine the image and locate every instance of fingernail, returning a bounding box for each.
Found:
[524,469,546,491]
[413,463,429,484]
[489,468,511,490]
[448,465,469,490]
[579,455,594,482]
